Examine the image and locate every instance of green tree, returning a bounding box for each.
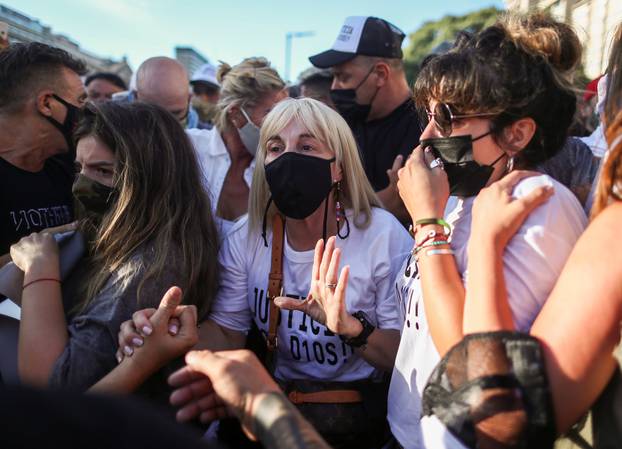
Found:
[403,6,502,84]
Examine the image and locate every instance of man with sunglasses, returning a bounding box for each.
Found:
[310,16,422,223]
[0,42,87,258]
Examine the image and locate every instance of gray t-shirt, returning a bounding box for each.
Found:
[538,137,600,207]
[49,246,185,393]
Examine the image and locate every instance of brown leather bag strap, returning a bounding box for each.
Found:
[267,213,285,352]
[287,389,363,404]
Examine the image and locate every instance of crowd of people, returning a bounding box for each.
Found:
[0,10,621,449]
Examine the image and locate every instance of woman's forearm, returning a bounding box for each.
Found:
[463,239,514,334]
[529,204,622,432]
[18,261,66,386]
[194,319,246,351]
[355,328,400,372]
[89,357,153,394]
[416,225,466,356]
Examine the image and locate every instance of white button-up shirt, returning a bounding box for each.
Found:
[185,128,255,236]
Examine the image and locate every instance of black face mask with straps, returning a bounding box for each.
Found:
[421,131,506,198]
[261,152,350,246]
[330,66,379,123]
[42,94,83,150]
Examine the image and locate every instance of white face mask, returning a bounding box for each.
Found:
[238,107,261,156]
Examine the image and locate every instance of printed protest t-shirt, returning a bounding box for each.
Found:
[210,207,413,382]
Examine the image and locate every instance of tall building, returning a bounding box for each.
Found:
[175,46,209,77]
[0,4,132,83]
[506,0,622,78]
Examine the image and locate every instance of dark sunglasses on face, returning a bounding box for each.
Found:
[424,102,497,137]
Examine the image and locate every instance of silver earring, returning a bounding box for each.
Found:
[506,155,514,172]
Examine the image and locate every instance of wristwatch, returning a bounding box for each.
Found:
[340,311,375,348]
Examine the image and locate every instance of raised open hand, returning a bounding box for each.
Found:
[274,236,362,338]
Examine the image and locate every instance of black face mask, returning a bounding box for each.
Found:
[421,132,505,197]
[72,173,117,218]
[43,94,83,150]
[330,66,379,123]
[265,152,335,219]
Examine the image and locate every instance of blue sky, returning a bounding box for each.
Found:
[5,0,504,81]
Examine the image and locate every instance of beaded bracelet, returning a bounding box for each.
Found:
[426,248,455,257]
[415,229,449,247]
[413,239,450,256]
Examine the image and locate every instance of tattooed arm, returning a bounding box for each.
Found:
[169,349,331,449]
[253,392,331,449]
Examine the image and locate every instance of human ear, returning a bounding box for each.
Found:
[374,62,390,87]
[500,118,537,155]
[227,105,245,129]
[36,90,55,117]
[331,161,343,183]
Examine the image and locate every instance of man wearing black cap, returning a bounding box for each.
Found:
[310,16,421,223]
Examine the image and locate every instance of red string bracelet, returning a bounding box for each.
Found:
[23,278,61,290]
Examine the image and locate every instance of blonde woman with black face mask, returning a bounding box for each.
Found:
[119,98,413,448]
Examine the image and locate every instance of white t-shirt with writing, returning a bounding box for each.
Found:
[210,207,412,382]
[387,175,587,449]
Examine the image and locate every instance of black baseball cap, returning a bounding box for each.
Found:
[309,16,405,68]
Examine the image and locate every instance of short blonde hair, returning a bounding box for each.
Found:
[215,57,285,132]
[248,97,380,233]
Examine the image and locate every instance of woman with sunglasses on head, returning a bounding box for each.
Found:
[386,13,588,448]
[8,102,219,399]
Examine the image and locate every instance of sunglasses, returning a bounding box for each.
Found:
[425,103,496,137]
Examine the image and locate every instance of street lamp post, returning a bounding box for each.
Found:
[284,30,314,82]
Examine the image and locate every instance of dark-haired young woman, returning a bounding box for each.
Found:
[386,14,588,448]
[9,102,219,394]
[417,22,622,449]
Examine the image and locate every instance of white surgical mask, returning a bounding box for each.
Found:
[238,107,261,156]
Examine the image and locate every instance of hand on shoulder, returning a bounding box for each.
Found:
[471,171,554,251]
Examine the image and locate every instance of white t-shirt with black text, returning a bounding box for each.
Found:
[210,207,413,382]
[387,175,587,449]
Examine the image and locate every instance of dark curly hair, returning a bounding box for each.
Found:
[414,13,581,168]
[0,42,86,113]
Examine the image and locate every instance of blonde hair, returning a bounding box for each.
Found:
[214,57,285,132]
[248,97,380,233]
